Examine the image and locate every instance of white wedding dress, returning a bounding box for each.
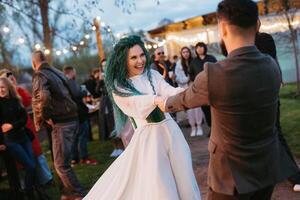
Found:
[84,70,201,200]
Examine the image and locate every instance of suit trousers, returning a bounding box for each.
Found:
[207,185,274,200]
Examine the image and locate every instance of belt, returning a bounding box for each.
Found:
[130,107,165,129]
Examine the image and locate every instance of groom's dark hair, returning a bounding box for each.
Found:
[217,0,258,29]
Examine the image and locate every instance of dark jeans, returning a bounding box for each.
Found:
[6,138,36,189]
[201,105,211,127]
[52,121,85,197]
[208,186,274,200]
[0,149,21,191]
[71,120,89,161]
[99,96,114,141]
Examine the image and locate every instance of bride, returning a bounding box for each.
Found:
[83,35,201,200]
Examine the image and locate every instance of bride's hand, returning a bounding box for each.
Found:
[154,96,167,112]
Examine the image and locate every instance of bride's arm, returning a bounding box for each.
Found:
[152,70,185,97]
[113,93,157,120]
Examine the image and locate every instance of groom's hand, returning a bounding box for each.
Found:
[154,95,168,112]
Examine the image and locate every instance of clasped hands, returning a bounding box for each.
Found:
[0,144,6,151]
[1,123,13,133]
[1,124,12,151]
[154,95,168,112]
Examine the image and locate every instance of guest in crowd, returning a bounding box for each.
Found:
[63,66,98,166]
[31,51,85,199]
[83,68,101,98]
[175,47,204,136]
[96,59,124,157]
[97,59,113,141]
[255,32,300,192]
[0,69,53,187]
[0,111,22,199]
[190,42,217,133]
[150,47,175,86]
[0,77,36,198]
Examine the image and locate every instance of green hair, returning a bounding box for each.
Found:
[105,35,155,136]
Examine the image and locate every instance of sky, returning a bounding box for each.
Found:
[99,0,222,33]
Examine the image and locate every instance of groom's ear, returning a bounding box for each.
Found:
[256,20,261,33]
[218,20,227,39]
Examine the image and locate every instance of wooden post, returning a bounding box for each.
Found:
[93,18,105,61]
[39,0,52,63]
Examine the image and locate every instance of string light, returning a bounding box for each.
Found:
[3,26,10,33]
[35,44,41,50]
[18,37,25,44]
[1,17,116,58]
[56,50,62,56]
[63,49,68,54]
[44,49,50,55]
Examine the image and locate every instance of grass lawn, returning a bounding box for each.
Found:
[45,138,116,199]
[279,83,300,157]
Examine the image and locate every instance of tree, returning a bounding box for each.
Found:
[280,0,300,95]
[0,4,15,68]
[0,0,161,67]
[1,0,90,63]
[263,0,300,95]
[38,0,52,62]
[114,0,160,14]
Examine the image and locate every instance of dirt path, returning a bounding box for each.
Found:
[180,125,300,200]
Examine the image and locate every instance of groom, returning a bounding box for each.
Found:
[156,0,299,199]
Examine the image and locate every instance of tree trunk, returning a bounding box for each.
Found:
[38,0,52,63]
[263,0,269,15]
[291,29,300,95]
[0,36,13,68]
[281,0,300,95]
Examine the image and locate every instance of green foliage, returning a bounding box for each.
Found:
[40,126,115,199]
[45,140,115,199]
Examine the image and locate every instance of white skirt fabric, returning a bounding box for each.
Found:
[84,119,201,200]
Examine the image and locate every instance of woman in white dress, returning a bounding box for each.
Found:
[175,47,204,137]
[84,36,201,200]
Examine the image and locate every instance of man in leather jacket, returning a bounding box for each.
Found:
[31,51,85,199]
